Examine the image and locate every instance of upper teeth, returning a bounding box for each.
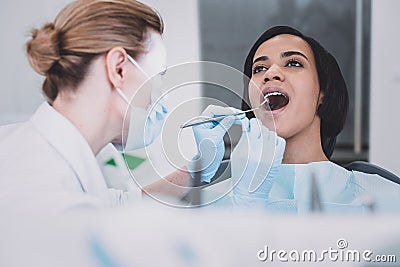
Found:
[265,91,286,98]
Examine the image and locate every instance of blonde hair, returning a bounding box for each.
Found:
[26,0,164,102]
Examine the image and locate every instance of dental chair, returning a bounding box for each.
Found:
[325,137,400,185]
[344,161,400,185]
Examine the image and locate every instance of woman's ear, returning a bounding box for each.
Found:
[105,47,128,89]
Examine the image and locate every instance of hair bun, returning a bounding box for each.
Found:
[26,22,61,75]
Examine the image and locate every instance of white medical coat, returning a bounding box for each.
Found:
[0,102,134,214]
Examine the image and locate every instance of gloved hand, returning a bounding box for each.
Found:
[231,118,286,208]
[187,105,246,183]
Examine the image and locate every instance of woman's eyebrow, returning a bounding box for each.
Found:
[253,56,269,65]
[253,51,308,65]
[282,51,308,61]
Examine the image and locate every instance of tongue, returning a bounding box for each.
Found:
[267,95,289,111]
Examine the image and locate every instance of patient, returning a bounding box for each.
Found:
[230,25,400,213]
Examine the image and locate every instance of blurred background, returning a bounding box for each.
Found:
[0,0,399,175]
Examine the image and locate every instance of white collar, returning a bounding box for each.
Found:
[30,102,108,200]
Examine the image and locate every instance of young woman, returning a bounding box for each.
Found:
[230,25,400,213]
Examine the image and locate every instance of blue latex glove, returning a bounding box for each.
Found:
[231,118,286,208]
[187,105,246,183]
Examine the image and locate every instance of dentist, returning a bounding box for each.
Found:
[0,0,237,213]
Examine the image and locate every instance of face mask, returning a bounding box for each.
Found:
[116,54,168,151]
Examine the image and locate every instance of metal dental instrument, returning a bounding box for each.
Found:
[180,95,270,129]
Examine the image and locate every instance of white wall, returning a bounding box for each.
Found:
[142,0,200,66]
[369,0,400,175]
[0,0,71,124]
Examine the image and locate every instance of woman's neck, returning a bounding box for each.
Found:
[281,120,328,164]
[52,87,118,155]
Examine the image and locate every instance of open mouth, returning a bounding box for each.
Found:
[264,91,289,111]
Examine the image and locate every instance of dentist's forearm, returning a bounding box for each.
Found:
[142,167,191,199]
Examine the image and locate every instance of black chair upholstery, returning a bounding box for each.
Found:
[324,136,400,185]
[344,161,400,185]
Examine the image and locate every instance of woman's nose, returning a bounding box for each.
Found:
[263,64,284,83]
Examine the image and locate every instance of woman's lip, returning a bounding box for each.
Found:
[271,103,287,114]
